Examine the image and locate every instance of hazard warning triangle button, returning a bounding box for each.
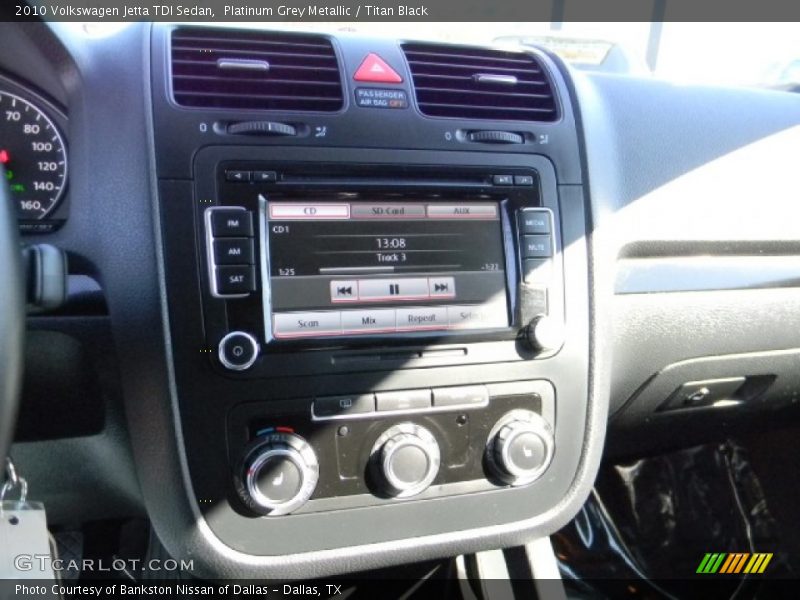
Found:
[353,53,403,83]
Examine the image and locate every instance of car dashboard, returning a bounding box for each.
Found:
[3,21,800,581]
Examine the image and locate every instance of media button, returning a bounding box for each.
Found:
[358,278,429,301]
[330,280,359,302]
[427,204,498,219]
[519,210,551,234]
[341,309,396,333]
[428,276,456,298]
[395,307,448,330]
[273,311,342,338]
[376,389,432,412]
[448,305,507,329]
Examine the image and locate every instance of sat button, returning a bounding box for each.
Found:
[216,265,256,295]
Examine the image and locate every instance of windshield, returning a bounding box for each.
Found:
[279,22,800,91]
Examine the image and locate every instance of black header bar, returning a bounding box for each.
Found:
[5,0,800,22]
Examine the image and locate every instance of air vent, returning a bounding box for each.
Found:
[171,28,343,112]
[402,43,557,122]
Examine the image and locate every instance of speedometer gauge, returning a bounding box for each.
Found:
[0,91,68,220]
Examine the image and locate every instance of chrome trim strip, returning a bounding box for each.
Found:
[258,194,274,343]
[217,58,270,71]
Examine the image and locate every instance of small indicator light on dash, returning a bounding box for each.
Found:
[0,150,10,164]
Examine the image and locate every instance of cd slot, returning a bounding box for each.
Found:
[331,347,467,365]
[276,175,491,189]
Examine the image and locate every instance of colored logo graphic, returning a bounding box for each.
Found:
[697,553,773,574]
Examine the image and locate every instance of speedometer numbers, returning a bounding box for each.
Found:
[1,92,68,221]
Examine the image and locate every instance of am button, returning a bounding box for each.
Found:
[214,238,255,265]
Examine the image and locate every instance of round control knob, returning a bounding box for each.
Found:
[218,331,259,371]
[236,431,318,516]
[371,423,440,498]
[523,315,564,354]
[487,410,554,486]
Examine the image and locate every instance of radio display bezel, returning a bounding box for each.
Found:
[258,195,515,344]
[197,159,562,363]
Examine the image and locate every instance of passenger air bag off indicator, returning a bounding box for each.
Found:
[353,53,403,83]
[355,88,409,109]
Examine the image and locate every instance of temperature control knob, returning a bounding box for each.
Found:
[235,431,318,516]
[371,423,440,498]
[486,410,554,486]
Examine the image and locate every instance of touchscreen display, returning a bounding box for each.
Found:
[265,201,509,339]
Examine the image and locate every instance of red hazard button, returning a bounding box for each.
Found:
[353,53,403,83]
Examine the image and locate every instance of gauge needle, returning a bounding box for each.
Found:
[0,150,9,165]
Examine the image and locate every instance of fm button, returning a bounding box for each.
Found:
[218,331,259,371]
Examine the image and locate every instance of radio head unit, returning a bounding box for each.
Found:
[199,162,564,374]
[262,199,510,342]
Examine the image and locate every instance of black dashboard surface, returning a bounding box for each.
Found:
[3,21,800,578]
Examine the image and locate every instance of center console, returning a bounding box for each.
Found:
[151,25,597,577]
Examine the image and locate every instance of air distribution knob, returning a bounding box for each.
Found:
[523,315,565,353]
[487,410,554,486]
[235,430,319,516]
[371,423,441,498]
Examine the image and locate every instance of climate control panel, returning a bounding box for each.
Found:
[229,380,555,516]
